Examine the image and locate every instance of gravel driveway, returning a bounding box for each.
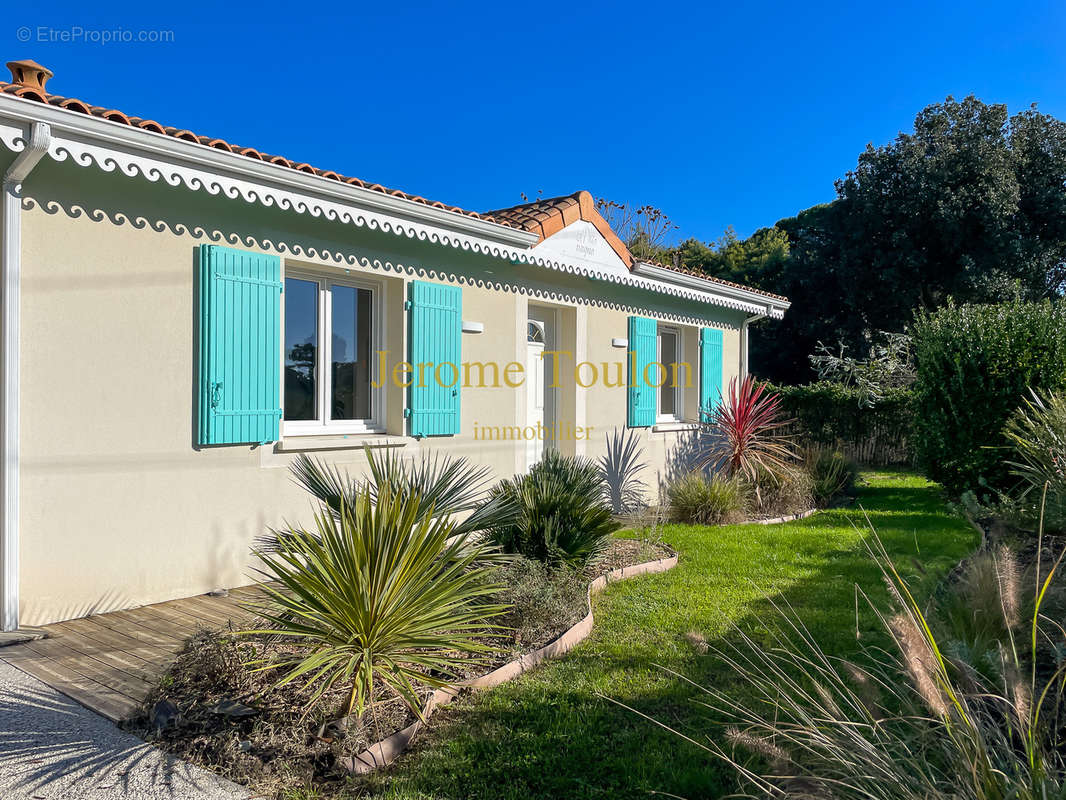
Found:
[0,659,249,800]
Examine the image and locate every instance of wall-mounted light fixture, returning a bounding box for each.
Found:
[611,337,628,348]
[462,321,484,334]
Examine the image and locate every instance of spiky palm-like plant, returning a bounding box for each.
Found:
[249,486,507,720]
[699,376,797,482]
[599,427,649,515]
[287,447,517,537]
[487,450,619,569]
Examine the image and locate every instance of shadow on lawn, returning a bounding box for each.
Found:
[359,474,978,800]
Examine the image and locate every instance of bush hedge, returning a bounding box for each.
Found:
[765,382,914,466]
[911,299,1066,496]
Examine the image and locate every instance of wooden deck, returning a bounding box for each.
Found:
[0,587,262,723]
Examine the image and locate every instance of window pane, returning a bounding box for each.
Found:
[331,286,373,421]
[660,331,677,416]
[284,278,318,421]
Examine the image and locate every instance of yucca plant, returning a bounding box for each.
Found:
[248,486,507,722]
[487,450,619,569]
[625,491,1066,799]
[287,448,517,537]
[699,376,797,483]
[599,427,649,515]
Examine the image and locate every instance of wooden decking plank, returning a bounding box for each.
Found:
[134,600,223,633]
[1,647,141,722]
[50,634,165,681]
[77,609,185,648]
[55,617,174,662]
[98,606,197,639]
[75,614,184,653]
[18,639,157,698]
[0,586,280,724]
[167,594,251,626]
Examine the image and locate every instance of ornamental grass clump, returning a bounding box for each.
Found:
[1004,389,1066,530]
[665,473,748,525]
[804,448,858,507]
[248,486,507,722]
[630,492,1066,799]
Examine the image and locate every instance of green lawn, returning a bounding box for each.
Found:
[356,471,977,800]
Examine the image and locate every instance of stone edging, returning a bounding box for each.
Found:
[753,508,818,525]
[341,550,679,775]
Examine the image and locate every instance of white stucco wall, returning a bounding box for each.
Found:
[15,159,745,625]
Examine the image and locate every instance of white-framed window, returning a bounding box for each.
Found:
[657,325,683,422]
[282,270,385,435]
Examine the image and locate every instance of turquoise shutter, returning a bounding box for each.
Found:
[406,280,461,437]
[627,316,657,428]
[699,327,724,422]
[198,245,282,446]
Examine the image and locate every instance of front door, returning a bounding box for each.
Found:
[525,307,556,469]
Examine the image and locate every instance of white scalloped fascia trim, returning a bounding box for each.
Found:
[0,97,787,319]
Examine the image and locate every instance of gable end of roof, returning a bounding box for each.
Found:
[485,191,634,268]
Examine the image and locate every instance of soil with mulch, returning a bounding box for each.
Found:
[123,537,672,797]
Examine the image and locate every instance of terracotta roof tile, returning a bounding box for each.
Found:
[0,68,788,304]
[0,76,521,230]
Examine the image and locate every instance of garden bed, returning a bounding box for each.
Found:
[122,536,673,796]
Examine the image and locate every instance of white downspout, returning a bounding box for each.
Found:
[1,122,49,632]
[740,308,769,380]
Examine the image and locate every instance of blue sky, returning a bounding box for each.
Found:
[8,1,1066,243]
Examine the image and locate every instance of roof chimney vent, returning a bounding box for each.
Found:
[6,59,53,94]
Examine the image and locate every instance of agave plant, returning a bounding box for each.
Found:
[248,485,507,720]
[287,447,517,536]
[599,427,649,514]
[698,376,797,482]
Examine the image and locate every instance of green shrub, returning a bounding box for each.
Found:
[767,381,914,465]
[486,451,620,569]
[805,448,858,506]
[1003,390,1066,529]
[912,299,1066,495]
[665,473,748,525]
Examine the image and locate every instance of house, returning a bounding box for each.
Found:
[0,59,789,629]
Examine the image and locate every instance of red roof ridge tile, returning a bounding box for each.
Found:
[486,192,788,303]
[485,191,634,267]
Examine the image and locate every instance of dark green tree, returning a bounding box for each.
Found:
[731,96,1066,384]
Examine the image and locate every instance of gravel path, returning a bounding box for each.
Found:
[0,659,250,800]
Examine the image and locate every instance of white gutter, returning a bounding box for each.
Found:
[632,261,790,319]
[1,121,49,632]
[740,309,770,380]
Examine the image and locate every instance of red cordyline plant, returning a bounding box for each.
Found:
[699,376,797,481]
